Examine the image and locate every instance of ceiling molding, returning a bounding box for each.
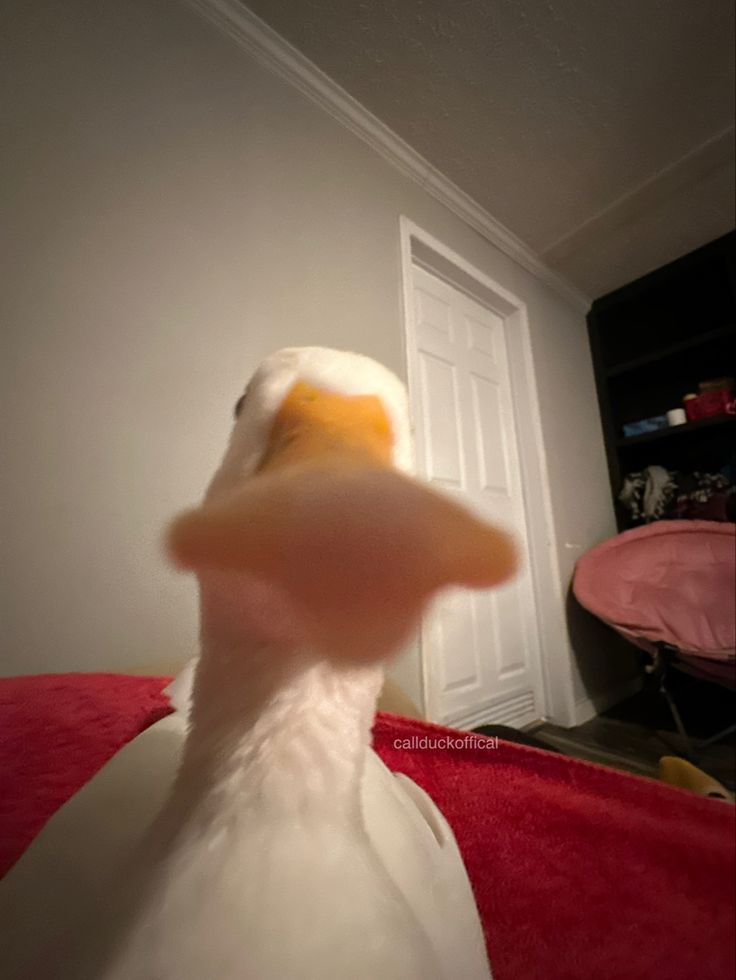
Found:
[183,0,590,312]
[541,125,735,266]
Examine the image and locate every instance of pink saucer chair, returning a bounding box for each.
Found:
[573,520,736,756]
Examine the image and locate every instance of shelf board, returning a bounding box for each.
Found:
[617,413,736,448]
[606,325,734,378]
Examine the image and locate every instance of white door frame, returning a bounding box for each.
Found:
[399,217,576,727]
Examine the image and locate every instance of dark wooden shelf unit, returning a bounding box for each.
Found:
[606,325,734,378]
[587,231,736,530]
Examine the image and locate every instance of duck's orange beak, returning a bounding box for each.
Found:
[255,381,395,472]
[168,381,517,661]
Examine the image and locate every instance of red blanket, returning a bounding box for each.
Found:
[1,673,734,980]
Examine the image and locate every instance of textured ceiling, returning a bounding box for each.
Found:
[243,0,735,297]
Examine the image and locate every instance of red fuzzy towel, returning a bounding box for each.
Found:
[1,673,734,980]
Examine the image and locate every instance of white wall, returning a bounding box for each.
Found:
[0,0,635,713]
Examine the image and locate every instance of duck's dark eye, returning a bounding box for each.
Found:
[233,393,247,419]
[234,376,257,419]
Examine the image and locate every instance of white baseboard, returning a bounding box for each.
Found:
[572,673,644,727]
[446,689,539,732]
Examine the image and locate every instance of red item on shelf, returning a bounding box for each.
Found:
[683,388,735,421]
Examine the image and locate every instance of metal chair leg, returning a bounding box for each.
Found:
[699,722,736,750]
[658,675,697,761]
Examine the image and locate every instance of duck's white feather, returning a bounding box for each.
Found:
[0,347,492,980]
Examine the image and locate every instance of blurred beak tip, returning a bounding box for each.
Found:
[460,525,520,589]
[499,535,521,579]
[165,513,200,568]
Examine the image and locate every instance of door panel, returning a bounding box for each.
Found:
[470,373,509,494]
[415,284,454,341]
[418,352,464,486]
[436,589,480,692]
[465,310,500,359]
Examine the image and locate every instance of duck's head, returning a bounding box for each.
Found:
[168,347,516,663]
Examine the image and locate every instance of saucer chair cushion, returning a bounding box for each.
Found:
[573,521,735,666]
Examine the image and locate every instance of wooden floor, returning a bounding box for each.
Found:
[531,673,735,791]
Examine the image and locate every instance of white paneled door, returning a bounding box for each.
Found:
[407,263,544,729]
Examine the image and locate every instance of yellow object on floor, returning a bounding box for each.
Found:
[659,756,733,802]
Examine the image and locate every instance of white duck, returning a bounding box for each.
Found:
[1,347,515,980]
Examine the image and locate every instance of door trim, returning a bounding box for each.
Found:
[399,217,576,727]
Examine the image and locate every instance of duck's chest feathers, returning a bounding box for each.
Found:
[100,658,439,980]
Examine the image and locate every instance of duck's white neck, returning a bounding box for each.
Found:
[174,573,383,824]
